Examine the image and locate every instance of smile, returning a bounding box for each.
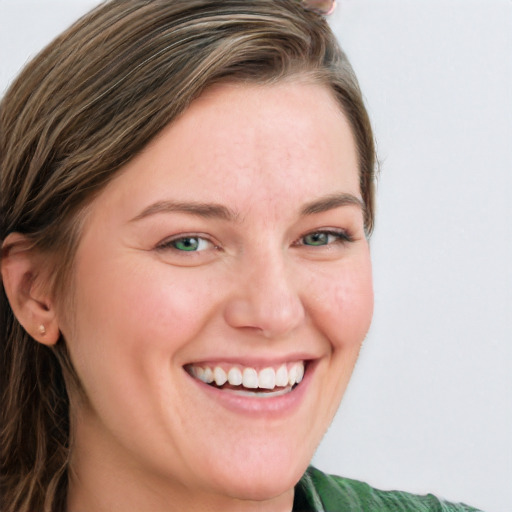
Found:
[186,361,305,398]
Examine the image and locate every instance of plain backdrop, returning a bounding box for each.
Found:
[1,1,511,512]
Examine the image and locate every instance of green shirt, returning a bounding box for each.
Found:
[293,466,484,512]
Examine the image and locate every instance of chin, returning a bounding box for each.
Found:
[201,442,310,502]
[219,467,303,503]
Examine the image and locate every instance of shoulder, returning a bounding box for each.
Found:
[294,466,484,512]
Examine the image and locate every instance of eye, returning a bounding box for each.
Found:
[299,229,353,247]
[157,235,213,252]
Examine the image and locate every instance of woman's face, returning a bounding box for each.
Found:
[62,81,373,509]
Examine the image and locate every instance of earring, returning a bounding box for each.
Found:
[38,324,47,336]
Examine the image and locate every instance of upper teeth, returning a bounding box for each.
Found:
[189,362,305,390]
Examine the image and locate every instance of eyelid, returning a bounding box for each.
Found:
[295,228,355,246]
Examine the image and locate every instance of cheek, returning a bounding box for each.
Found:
[80,255,211,334]
[65,258,222,425]
[310,256,374,349]
[66,256,220,387]
[120,265,224,353]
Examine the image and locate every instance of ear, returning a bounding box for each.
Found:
[1,233,60,346]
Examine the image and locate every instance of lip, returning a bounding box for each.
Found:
[184,359,318,418]
[183,353,317,368]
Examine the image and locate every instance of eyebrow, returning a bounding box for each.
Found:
[130,200,239,222]
[300,193,365,216]
[131,193,364,223]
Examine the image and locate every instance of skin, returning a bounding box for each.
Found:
[6,81,374,511]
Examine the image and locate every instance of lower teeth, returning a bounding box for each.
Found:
[221,386,294,398]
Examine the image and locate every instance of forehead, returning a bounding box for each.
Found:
[86,81,361,224]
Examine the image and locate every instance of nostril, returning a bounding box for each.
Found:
[223,293,305,338]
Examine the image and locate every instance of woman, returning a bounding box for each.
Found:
[0,1,483,511]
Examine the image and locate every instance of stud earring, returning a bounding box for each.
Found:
[38,324,46,336]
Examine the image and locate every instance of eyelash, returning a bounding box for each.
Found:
[295,229,354,247]
[156,234,217,253]
[156,229,354,253]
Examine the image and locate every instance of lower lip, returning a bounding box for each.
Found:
[186,361,316,418]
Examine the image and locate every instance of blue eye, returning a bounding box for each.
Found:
[301,230,352,247]
[160,236,211,252]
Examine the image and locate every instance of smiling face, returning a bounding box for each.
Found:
[62,81,374,511]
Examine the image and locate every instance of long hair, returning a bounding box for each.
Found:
[0,1,375,510]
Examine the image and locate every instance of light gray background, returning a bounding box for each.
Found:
[1,2,510,512]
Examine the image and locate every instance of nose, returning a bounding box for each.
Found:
[223,253,306,339]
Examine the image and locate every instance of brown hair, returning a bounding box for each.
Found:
[0,1,375,510]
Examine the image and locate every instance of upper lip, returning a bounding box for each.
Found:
[183,353,320,369]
